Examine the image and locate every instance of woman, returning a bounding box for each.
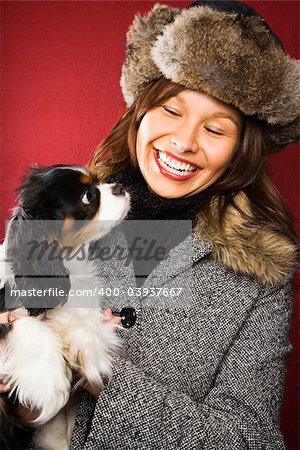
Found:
[1,1,299,449]
[71,1,299,448]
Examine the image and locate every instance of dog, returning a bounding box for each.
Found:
[0,164,130,449]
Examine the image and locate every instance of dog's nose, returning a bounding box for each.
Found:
[112,183,125,196]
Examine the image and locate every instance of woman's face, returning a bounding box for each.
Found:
[136,90,242,198]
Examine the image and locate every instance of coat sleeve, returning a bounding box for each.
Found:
[77,281,293,450]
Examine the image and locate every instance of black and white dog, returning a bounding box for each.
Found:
[0,165,130,449]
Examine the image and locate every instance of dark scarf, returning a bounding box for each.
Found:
[107,165,206,222]
[107,165,207,285]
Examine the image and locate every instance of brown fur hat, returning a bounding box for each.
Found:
[120,2,300,152]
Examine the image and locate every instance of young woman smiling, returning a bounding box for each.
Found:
[71,1,299,448]
[136,90,242,198]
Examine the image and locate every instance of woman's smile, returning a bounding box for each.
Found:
[154,148,201,181]
[136,90,242,198]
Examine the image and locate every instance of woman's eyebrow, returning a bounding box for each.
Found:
[173,96,240,127]
[174,95,185,104]
[210,112,240,127]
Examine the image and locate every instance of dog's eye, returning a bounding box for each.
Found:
[81,189,94,205]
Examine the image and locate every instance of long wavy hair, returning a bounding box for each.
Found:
[88,77,298,247]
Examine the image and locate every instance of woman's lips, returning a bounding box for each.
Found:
[162,150,198,165]
[153,149,201,181]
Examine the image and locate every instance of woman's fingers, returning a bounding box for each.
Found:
[0,312,14,338]
[0,312,10,324]
[103,308,121,325]
[0,311,27,324]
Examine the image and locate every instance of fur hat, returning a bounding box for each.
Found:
[120,1,300,152]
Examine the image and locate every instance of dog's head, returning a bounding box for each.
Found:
[3,165,130,315]
[17,164,130,222]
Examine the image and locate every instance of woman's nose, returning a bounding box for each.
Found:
[169,127,199,154]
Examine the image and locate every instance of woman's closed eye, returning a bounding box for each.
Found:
[162,105,182,117]
[204,126,225,136]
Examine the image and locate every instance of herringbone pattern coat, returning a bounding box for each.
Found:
[67,194,296,450]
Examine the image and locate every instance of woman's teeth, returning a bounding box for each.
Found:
[158,151,198,176]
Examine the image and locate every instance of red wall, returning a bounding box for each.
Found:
[1,1,299,447]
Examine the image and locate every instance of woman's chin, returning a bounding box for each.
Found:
[146,181,190,199]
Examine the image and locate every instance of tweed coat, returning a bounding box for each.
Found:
[65,192,297,450]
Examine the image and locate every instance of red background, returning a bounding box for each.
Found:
[1,1,299,447]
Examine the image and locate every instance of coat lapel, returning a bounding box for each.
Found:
[142,233,212,289]
[94,226,212,291]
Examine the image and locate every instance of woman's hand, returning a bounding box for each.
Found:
[102,307,122,325]
[0,310,27,325]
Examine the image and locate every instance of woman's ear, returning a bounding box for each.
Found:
[6,214,70,314]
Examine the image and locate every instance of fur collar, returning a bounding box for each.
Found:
[108,167,297,286]
[194,192,298,286]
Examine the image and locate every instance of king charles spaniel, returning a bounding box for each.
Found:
[0,165,130,449]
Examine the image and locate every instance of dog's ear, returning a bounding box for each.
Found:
[6,214,70,315]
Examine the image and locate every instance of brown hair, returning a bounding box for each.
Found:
[88,77,298,247]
